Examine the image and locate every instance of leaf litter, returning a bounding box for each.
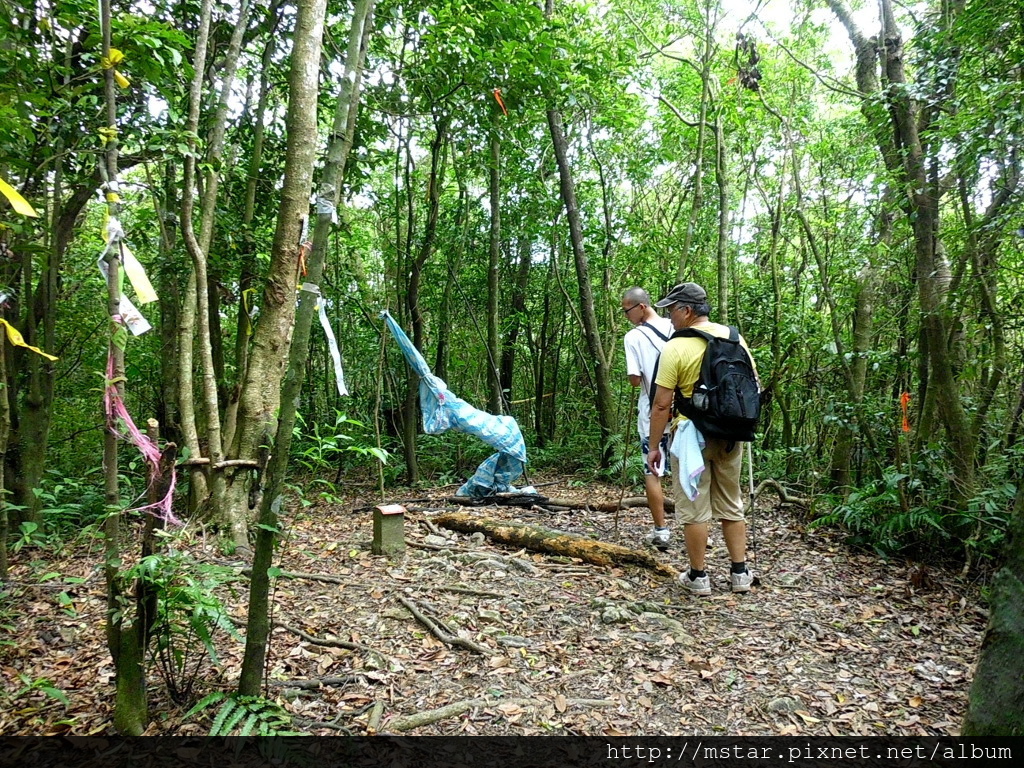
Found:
[0,475,986,736]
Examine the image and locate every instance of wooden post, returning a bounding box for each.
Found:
[372,504,406,556]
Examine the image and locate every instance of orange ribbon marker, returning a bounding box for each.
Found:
[493,88,508,117]
[900,391,911,433]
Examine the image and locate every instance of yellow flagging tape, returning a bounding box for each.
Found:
[0,176,39,218]
[0,320,58,361]
[120,243,158,304]
[98,126,119,145]
[101,48,131,88]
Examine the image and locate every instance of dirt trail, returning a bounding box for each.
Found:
[0,476,985,735]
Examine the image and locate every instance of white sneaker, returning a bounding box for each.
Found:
[730,569,754,593]
[678,571,711,595]
[645,528,671,551]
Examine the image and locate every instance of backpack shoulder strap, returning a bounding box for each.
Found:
[673,327,716,343]
[640,322,670,342]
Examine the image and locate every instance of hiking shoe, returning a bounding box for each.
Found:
[730,569,754,593]
[645,528,671,551]
[678,571,712,595]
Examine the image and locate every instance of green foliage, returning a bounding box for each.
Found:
[291,410,388,475]
[184,692,299,736]
[33,469,107,535]
[811,464,1017,562]
[128,551,241,703]
[8,521,48,554]
[8,673,70,709]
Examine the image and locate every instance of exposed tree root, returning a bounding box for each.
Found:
[397,595,492,655]
[269,675,365,689]
[386,696,616,732]
[432,512,677,578]
[752,479,810,508]
[274,622,379,654]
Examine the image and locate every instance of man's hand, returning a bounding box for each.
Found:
[647,445,662,476]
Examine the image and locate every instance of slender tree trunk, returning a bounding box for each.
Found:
[435,175,469,381]
[181,0,253,536]
[676,26,713,281]
[237,0,331,694]
[226,0,285,448]
[97,0,146,736]
[713,109,729,321]
[176,0,213,515]
[156,163,180,445]
[829,0,974,507]
[545,108,615,466]
[0,328,10,578]
[500,237,531,401]
[487,126,502,414]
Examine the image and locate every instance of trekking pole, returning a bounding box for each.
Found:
[746,441,757,574]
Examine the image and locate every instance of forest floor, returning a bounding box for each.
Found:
[0,474,989,736]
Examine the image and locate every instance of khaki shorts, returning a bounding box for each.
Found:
[670,438,746,525]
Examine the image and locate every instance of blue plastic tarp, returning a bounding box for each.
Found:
[382,311,530,497]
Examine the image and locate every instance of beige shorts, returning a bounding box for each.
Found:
[670,438,746,525]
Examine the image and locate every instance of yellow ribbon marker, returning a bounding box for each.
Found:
[101,48,131,89]
[97,126,119,145]
[119,243,158,304]
[0,176,40,218]
[0,319,58,361]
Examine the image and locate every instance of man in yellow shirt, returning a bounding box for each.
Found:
[647,283,755,595]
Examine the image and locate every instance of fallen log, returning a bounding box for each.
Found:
[586,497,676,512]
[431,512,677,578]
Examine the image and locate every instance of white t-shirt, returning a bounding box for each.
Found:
[623,316,673,437]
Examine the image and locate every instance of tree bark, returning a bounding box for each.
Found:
[234,0,330,694]
[219,0,327,549]
[487,125,503,414]
[433,512,677,578]
[546,108,615,467]
[962,482,1024,735]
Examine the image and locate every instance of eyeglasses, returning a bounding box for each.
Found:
[622,304,641,315]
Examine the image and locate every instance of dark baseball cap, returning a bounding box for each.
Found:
[654,282,707,308]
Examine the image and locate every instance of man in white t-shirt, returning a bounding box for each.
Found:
[621,287,674,550]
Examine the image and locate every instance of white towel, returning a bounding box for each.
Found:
[670,419,705,501]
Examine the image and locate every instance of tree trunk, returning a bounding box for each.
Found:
[713,110,730,322]
[487,126,503,414]
[227,0,285,448]
[828,0,975,507]
[181,0,253,534]
[0,327,10,578]
[218,0,327,548]
[546,109,615,467]
[236,0,356,696]
[500,237,531,402]
[97,0,146,736]
[962,481,1024,735]
[433,512,676,578]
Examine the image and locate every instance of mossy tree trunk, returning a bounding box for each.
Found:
[963,482,1024,735]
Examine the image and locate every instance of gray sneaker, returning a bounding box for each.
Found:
[678,571,711,595]
[730,569,754,593]
[645,528,671,551]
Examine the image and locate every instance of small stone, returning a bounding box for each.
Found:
[469,532,486,545]
[496,635,531,648]
[424,535,449,547]
[767,696,802,713]
[478,609,502,622]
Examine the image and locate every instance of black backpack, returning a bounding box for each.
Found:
[669,326,761,443]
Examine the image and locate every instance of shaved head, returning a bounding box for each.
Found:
[622,287,650,306]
